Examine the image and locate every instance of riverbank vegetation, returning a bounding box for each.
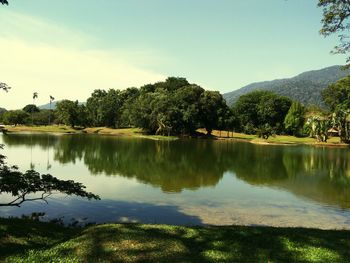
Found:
[1,75,349,145]
[1,217,350,263]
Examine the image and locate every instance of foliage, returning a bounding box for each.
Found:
[131,77,231,135]
[56,100,86,127]
[318,0,350,66]
[284,101,305,136]
[332,107,350,143]
[322,75,350,111]
[0,146,99,207]
[2,110,29,126]
[256,124,274,139]
[22,104,40,114]
[32,110,56,126]
[322,76,350,143]
[304,116,330,142]
[232,90,291,134]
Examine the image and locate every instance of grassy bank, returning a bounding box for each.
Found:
[1,218,350,262]
[4,126,177,141]
[4,125,349,146]
[204,129,346,146]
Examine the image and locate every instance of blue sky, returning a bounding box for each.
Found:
[0,0,345,109]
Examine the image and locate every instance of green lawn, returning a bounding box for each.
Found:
[5,126,178,141]
[1,218,350,262]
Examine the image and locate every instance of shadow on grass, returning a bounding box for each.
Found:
[9,223,350,263]
[0,217,79,260]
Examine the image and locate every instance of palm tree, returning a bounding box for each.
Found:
[49,95,54,125]
[32,92,38,125]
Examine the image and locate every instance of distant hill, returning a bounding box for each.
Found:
[223,65,350,107]
[38,101,59,110]
[39,101,85,110]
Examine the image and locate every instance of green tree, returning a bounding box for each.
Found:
[56,100,80,127]
[86,89,107,127]
[200,91,229,135]
[323,76,350,143]
[232,90,292,134]
[2,110,29,126]
[322,75,350,111]
[332,108,350,143]
[284,101,305,136]
[23,104,40,114]
[318,0,350,66]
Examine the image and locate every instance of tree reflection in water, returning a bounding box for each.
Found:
[3,134,350,208]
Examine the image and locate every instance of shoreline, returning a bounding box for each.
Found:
[3,125,350,147]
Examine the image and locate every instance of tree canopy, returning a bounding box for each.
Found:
[232,90,292,134]
[318,0,350,65]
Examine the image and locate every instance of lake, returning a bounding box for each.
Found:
[1,133,350,229]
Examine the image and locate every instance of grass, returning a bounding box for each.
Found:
[5,126,178,141]
[4,125,79,134]
[204,129,345,146]
[1,218,350,262]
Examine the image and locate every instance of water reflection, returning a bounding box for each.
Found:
[2,134,350,209]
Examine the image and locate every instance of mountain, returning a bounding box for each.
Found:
[38,101,59,110]
[38,101,85,110]
[223,65,350,107]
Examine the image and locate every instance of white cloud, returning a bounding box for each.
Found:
[0,10,166,109]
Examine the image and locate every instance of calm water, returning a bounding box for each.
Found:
[1,133,350,229]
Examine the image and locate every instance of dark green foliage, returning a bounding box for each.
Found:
[86,89,125,128]
[232,90,291,134]
[132,77,231,135]
[0,0,8,4]
[256,124,274,139]
[22,104,40,114]
[32,110,56,126]
[322,75,350,111]
[284,101,305,136]
[323,76,350,143]
[199,90,230,135]
[224,65,350,107]
[318,0,350,65]
[56,100,86,127]
[2,110,29,125]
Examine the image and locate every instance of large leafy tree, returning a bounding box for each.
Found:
[199,90,229,135]
[323,76,350,142]
[2,110,29,126]
[322,75,350,111]
[232,90,291,134]
[56,100,81,127]
[23,104,40,114]
[284,101,305,136]
[318,0,350,66]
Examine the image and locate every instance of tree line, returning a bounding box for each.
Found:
[1,75,350,143]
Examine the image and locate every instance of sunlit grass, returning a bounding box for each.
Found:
[2,218,350,262]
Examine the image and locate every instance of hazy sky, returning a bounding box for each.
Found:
[0,0,345,109]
